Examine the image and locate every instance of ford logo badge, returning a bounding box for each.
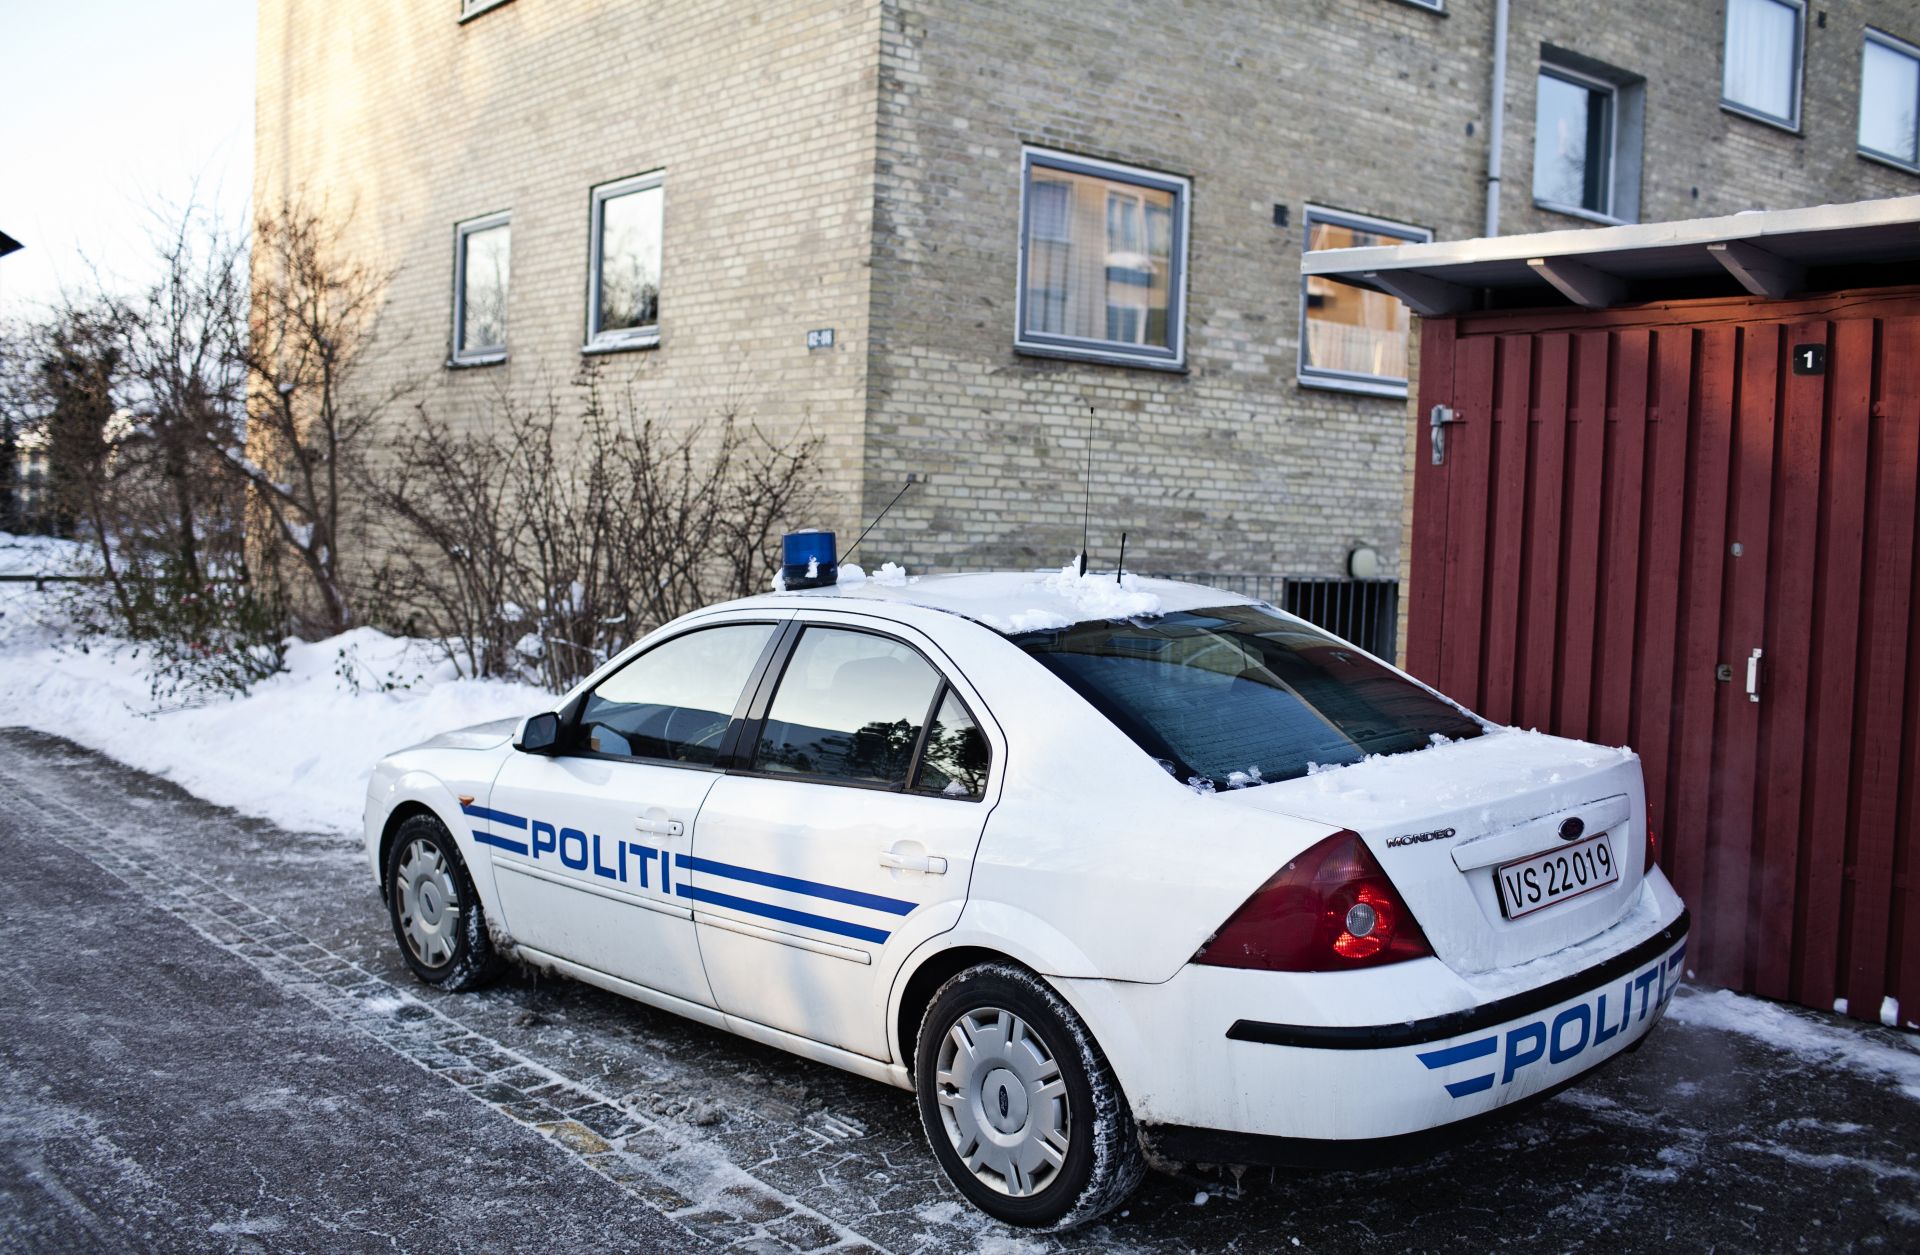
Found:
[1559,817,1585,842]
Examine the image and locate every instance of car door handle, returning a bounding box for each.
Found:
[879,851,948,874]
[635,817,684,837]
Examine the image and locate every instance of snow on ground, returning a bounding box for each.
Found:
[1668,986,1920,1101]
[0,540,551,835]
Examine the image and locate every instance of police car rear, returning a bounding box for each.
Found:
[1008,606,1688,1163]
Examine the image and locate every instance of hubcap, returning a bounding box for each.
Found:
[934,1007,1070,1198]
[396,838,460,969]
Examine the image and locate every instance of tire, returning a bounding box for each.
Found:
[385,813,502,992]
[914,962,1146,1230]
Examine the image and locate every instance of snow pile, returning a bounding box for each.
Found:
[0,583,551,835]
[0,532,90,577]
[1284,726,1633,814]
[1036,560,1161,621]
[968,561,1164,634]
[1668,987,1920,1101]
[836,561,912,588]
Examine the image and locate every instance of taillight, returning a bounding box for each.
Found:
[1193,830,1433,973]
[1645,805,1659,875]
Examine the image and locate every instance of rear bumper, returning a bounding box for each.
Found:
[1053,877,1689,1146]
[1142,911,1686,1166]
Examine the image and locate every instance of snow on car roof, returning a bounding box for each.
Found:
[752,563,1260,634]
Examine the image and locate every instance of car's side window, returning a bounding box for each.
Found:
[577,623,776,765]
[911,687,990,801]
[754,627,941,788]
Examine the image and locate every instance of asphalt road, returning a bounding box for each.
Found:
[0,729,1915,1253]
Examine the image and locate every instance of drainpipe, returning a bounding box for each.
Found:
[1484,0,1510,237]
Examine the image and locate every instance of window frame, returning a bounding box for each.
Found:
[1720,0,1806,133]
[730,622,991,800]
[1859,28,1920,174]
[459,0,514,21]
[563,619,787,770]
[1532,63,1621,223]
[1297,204,1433,400]
[1394,0,1445,11]
[450,211,511,367]
[1014,147,1191,372]
[584,170,666,354]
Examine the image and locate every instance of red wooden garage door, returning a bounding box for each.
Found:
[1406,288,1920,1026]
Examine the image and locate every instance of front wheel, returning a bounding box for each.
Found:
[914,963,1146,1229]
[385,813,502,991]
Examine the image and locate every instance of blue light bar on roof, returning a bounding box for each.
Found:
[781,530,838,589]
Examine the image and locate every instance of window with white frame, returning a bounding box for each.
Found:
[1861,29,1920,171]
[586,173,664,351]
[1299,208,1431,398]
[452,213,509,365]
[1016,150,1188,369]
[1723,0,1804,129]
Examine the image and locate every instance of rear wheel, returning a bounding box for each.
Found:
[914,963,1145,1229]
[385,813,501,991]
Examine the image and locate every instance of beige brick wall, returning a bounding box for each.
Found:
[860,0,1488,580]
[1497,0,1919,237]
[856,0,1917,583]
[254,0,886,578]
[256,0,1919,608]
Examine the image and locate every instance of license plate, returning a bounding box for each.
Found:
[1496,832,1619,919]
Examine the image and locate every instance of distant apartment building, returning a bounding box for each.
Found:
[255,0,1918,643]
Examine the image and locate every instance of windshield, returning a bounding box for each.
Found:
[1012,604,1484,789]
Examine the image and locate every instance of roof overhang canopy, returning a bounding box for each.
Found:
[1301,196,1920,315]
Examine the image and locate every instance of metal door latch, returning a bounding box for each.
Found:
[1715,663,1733,682]
[1430,405,1462,465]
[1746,649,1763,703]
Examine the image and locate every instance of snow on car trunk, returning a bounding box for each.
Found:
[1215,727,1649,974]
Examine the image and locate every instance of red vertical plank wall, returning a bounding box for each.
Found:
[1405,289,1920,1027]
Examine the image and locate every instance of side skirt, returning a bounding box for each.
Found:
[512,945,914,1092]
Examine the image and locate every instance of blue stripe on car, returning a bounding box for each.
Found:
[1417,1035,1499,1098]
[461,802,528,829]
[675,853,916,916]
[472,829,531,856]
[674,884,892,945]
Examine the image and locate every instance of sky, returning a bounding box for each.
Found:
[0,0,256,319]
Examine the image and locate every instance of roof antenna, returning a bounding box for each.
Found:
[1115,531,1127,584]
[841,473,918,566]
[1078,405,1095,576]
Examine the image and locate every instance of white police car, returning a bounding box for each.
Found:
[364,544,1688,1230]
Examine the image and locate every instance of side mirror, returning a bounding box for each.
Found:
[515,712,562,754]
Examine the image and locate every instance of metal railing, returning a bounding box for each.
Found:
[1149,572,1399,661]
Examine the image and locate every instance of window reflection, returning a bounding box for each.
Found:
[1534,70,1613,214]
[913,690,990,800]
[594,181,663,339]
[460,222,510,354]
[1302,215,1423,387]
[1023,162,1176,351]
[755,629,940,788]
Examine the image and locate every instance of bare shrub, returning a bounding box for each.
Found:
[218,199,402,637]
[369,373,822,690]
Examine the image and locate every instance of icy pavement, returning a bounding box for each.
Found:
[1,731,1916,1253]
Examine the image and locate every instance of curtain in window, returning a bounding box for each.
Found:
[1725,0,1798,121]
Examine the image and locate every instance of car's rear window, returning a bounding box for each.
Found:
[1011,604,1484,789]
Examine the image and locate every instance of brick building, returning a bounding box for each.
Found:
[255,0,1918,648]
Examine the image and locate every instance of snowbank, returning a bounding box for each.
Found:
[0,578,551,836]
[1668,987,1920,1101]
